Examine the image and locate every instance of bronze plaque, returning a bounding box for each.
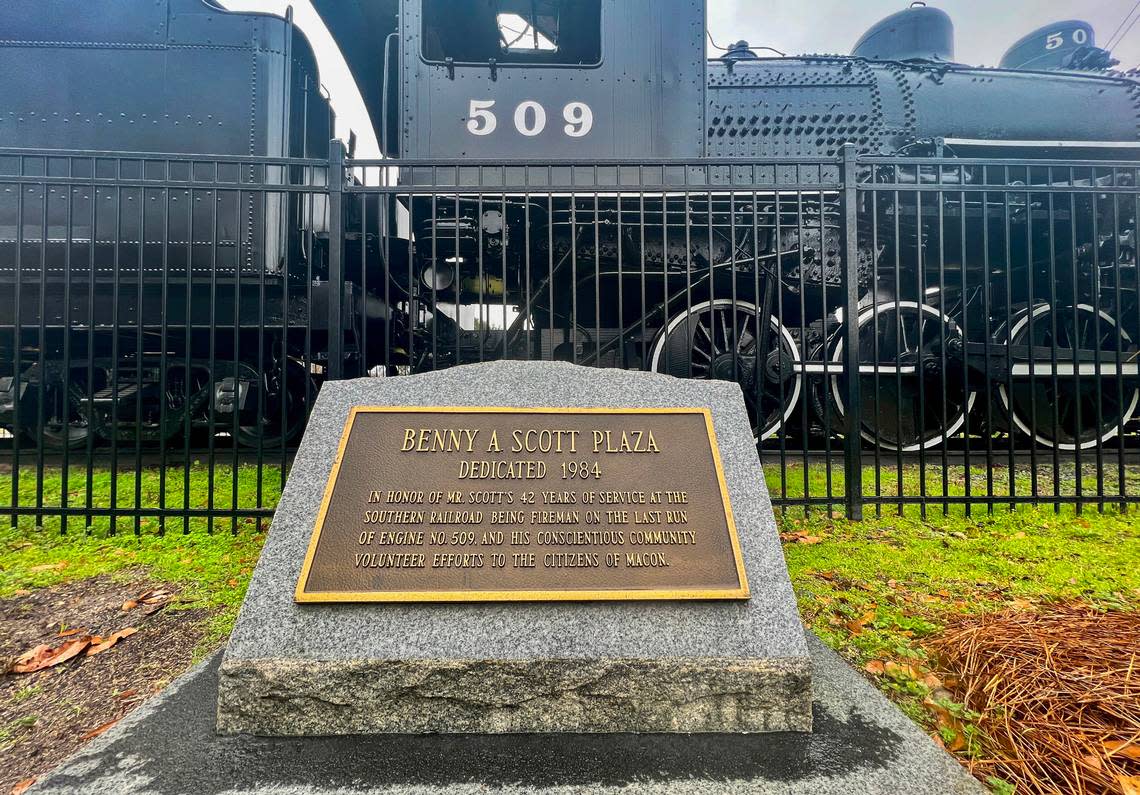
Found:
[295,407,749,602]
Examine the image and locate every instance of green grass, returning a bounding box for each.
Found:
[1,462,283,535]
[767,464,1140,758]
[764,457,1140,516]
[0,715,37,751]
[2,461,1138,771]
[0,464,277,656]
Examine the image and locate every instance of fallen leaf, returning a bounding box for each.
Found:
[884,661,924,680]
[924,696,951,721]
[1081,754,1103,771]
[28,561,68,572]
[798,535,823,545]
[116,688,138,700]
[1009,598,1035,611]
[923,694,967,753]
[922,673,943,690]
[1104,740,1140,761]
[121,599,138,611]
[86,627,138,656]
[57,627,85,638]
[140,589,172,605]
[846,611,876,635]
[1120,775,1140,795]
[10,637,92,673]
[80,718,120,741]
[864,660,885,675]
[11,779,36,795]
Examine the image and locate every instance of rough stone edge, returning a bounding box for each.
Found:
[27,635,988,795]
[216,655,812,735]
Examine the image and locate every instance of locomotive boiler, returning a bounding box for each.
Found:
[0,0,1137,454]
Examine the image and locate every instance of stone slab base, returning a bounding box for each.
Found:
[28,635,985,795]
[218,365,815,736]
[216,656,812,734]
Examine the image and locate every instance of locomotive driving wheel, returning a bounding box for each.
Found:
[229,357,310,449]
[998,304,1140,450]
[18,363,94,451]
[829,301,976,452]
[647,299,801,440]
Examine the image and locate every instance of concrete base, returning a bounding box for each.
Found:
[29,635,985,795]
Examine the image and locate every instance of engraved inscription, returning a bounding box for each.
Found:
[295,408,749,602]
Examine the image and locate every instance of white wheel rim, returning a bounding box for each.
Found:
[829,300,977,453]
[649,299,802,440]
[997,303,1140,451]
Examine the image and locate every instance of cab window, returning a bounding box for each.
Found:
[421,0,602,66]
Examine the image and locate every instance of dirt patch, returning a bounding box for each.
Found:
[0,573,215,794]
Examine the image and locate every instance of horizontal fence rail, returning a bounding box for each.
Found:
[1,144,1137,534]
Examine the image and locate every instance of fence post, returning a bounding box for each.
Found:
[841,144,864,520]
[327,138,346,381]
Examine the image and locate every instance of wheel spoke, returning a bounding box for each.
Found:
[695,319,713,350]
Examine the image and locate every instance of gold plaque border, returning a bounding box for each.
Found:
[294,407,750,603]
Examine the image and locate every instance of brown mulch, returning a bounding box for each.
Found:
[930,604,1140,795]
[0,574,213,795]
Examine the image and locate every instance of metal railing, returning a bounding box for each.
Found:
[1,143,1136,533]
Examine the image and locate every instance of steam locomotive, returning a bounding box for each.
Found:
[1,0,1137,453]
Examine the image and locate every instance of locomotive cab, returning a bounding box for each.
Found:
[390,0,705,160]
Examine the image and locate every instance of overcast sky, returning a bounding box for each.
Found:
[223,0,1140,157]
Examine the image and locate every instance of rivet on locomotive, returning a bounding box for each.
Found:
[0,0,1137,453]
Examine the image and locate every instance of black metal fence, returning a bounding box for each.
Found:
[1,143,1136,533]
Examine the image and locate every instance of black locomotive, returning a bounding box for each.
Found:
[1,0,1137,453]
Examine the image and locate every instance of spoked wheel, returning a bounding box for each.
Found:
[226,358,310,449]
[19,364,95,451]
[829,301,975,452]
[998,304,1140,450]
[648,299,802,440]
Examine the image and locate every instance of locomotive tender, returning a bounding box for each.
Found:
[1,0,1138,453]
